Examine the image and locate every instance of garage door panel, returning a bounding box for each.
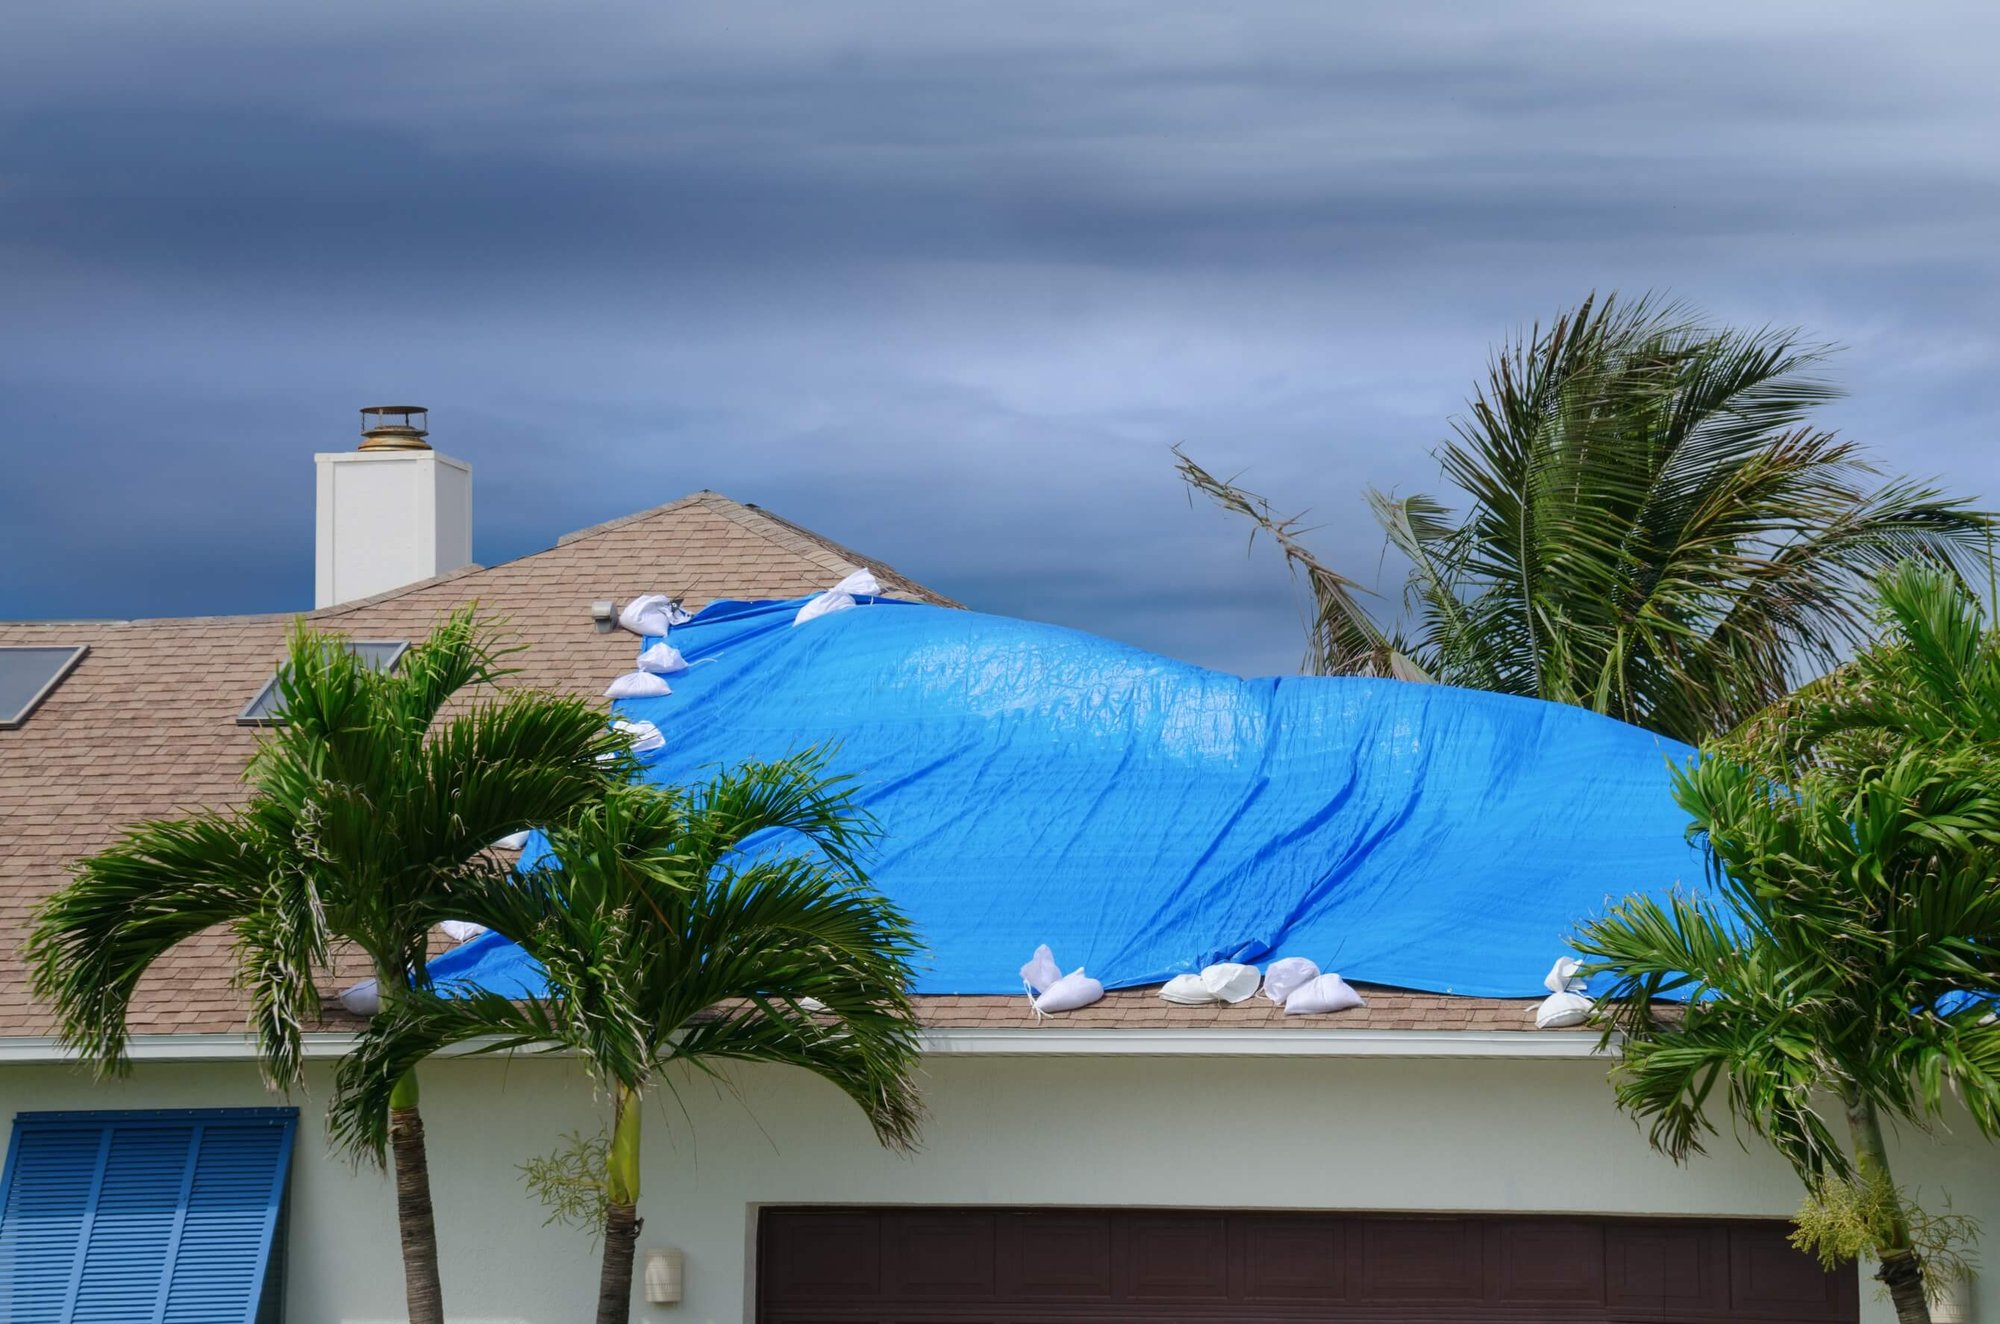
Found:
[1353,1216,1485,1303]
[1604,1221,1730,1317]
[1234,1214,1345,1301]
[1117,1212,1231,1300]
[998,1211,1113,1299]
[887,1212,998,1299]
[759,1207,1856,1323]
[762,1209,885,1304]
[1490,1219,1607,1303]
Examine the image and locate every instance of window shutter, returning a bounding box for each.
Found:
[0,1109,296,1324]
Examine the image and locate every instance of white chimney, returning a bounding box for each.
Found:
[314,405,473,608]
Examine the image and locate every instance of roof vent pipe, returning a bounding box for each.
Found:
[357,404,431,451]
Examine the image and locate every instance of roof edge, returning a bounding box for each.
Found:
[0,1027,1608,1066]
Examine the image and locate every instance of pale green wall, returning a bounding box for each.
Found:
[2,1053,1994,1324]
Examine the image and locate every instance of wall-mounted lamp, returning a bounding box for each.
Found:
[590,601,617,634]
[643,1247,684,1306]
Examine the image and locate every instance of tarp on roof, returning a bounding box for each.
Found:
[431,595,1705,999]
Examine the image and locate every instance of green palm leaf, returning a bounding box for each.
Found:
[1181,296,1992,742]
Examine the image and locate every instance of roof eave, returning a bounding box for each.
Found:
[0,1026,1610,1066]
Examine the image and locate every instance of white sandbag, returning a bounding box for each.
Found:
[1544,956,1588,995]
[1283,973,1367,1015]
[1033,969,1105,1014]
[1200,962,1262,1004]
[612,718,666,754]
[794,569,882,626]
[492,830,532,851]
[1535,991,1593,1030]
[1020,944,1063,996]
[636,642,689,675]
[1262,956,1320,1005]
[604,671,672,700]
[337,979,381,1017]
[438,920,486,943]
[1160,974,1213,1005]
[618,594,691,637]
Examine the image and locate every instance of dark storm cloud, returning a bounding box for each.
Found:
[3,1,1997,673]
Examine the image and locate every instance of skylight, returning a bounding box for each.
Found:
[0,645,89,729]
[237,640,409,725]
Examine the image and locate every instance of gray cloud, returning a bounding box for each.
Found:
[3,1,1997,675]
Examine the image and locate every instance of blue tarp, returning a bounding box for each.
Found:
[432,594,1705,999]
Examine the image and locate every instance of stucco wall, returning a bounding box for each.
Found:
[2,1052,1994,1324]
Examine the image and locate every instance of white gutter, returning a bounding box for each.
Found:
[0,1034,364,1065]
[0,1027,1608,1066]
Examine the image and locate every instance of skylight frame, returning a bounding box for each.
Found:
[236,639,410,726]
[0,644,90,729]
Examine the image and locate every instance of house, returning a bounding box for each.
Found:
[2,414,1993,1324]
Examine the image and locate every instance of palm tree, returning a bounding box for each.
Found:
[326,754,926,1324]
[29,608,624,1324]
[1575,565,2000,1323]
[1179,295,1991,741]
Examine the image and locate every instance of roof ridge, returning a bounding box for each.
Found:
[721,496,965,608]
[553,491,713,546]
[695,492,858,578]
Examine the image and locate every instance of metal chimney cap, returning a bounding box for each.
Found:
[358,404,431,451]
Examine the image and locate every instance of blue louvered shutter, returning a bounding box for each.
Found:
[0,1109,296,1324]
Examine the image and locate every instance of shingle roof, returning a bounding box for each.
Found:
[0,491,956,1038]
[0,489,1546,1041]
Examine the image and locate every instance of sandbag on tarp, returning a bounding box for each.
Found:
[431,593,1704,999]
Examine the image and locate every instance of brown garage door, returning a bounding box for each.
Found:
[758,1207,1858,1323]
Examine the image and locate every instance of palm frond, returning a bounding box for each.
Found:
[28,812,280,1076]
[1174,446,1424,678]
[678,748,877,879]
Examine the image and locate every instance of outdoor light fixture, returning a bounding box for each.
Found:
[643,1247,684,1306]
[591,601,617,633]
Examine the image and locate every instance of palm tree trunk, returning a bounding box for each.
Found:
[594,1085,644,1324]
[377,965,445,1324]
[389,1068,447,1324]
[1847,1097,1930,1324]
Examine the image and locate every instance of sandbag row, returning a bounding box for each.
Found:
[1163,956,1366,1016]
[1017,947,1368,1018]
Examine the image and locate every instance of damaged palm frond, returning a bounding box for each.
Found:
[1174,446,1427,680]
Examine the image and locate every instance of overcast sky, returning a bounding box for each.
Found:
[3,2,1996,674]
